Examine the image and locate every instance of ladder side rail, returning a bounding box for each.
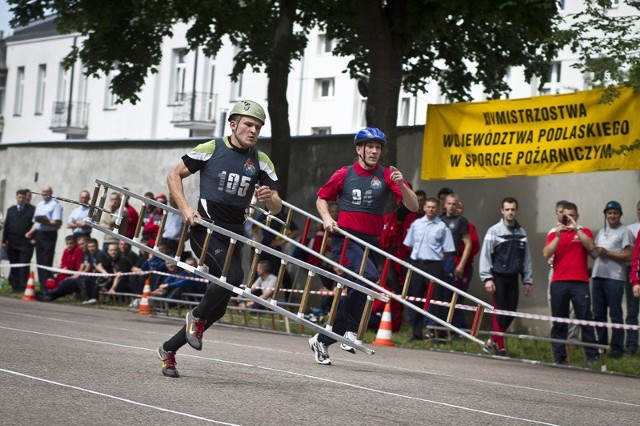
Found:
[197,217,386,301]
[93,181,483,344]
[246,215,484,345]
[96,180,180,216]
[279,199,492,310]
[92,181,386,301]
[86,221,375,355]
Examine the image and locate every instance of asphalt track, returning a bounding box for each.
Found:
[1,297,638,426]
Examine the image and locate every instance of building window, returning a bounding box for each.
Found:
[0,78,5,117]
[230,73,243,101]
[14,66,25,116]
[315,78,335,98]
[359,99,367,127]
[311,127,331,135]
[35,64,47,115]
[399,97,411,126]
[206,63,216,119]
[171,48,188,104]
[77,65,88,104]
[540,61,562,95]
[104,73,117,109]
[207,64,216,94]
[549,61,561,82]
[56,63,71,102]
[318,34,334,54]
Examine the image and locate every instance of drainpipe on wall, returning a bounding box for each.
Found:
[66,36,77,139]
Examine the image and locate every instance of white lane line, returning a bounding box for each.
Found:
[2,326,553,424]
[254,365,559,425]
[2,310,639,409]
[342,357,640,408]
[0,368,240,425]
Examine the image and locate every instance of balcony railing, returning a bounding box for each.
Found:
[50,101,89,136]
[171,91,217,131]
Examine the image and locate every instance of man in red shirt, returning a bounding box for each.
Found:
[543,201,598,366]
[44,235,85,291]
[630,229,640,298]
[309,127,418,365]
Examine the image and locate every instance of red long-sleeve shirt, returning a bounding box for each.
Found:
[631,234,640,287]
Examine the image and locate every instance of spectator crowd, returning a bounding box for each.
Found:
[2,183,639,364]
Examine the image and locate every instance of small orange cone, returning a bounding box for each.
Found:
[138,276,153,315]
[21,271,37,302]
[372,300,396,347]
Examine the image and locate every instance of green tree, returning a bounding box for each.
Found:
[562,0,640,155]
[9,0,315,198]
[307,0,564,165]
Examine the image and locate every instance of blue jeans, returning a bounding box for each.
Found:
[625,275,639,355]
[592,277,625,356]
[550,281,598,362]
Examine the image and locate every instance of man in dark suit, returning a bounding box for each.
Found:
[2,189,36,291]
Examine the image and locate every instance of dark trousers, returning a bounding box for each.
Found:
[441,257,473,329]
[491,273,520,350]
[550,280,598,361]
[592,277,625,356]
[408,259,442,339]
[624,275,639,355]
[318,235,379,346]
[35,231,58,287]
[7,245,34,290]
[46,277,83,301]
[164,225,244,353]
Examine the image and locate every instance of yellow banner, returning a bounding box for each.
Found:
[422,87,640,180]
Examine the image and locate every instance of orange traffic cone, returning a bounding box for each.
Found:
[138,276,153,315]
[372,300,396,347]
[21,271,37,302]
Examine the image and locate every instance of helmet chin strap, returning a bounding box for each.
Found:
[358,150,379,169]
[230,118,243,148]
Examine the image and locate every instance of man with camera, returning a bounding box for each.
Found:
[543,201,599,366]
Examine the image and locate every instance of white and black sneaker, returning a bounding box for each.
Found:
[308,334,331,365]
[339,331,357,354]
[482,338,497,355]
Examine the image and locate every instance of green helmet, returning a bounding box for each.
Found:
[228,100,266,125]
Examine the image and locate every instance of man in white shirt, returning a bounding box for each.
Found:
[242,260,278,308]
[591,200,634,358]
[67,190,92,237]
[403,197,455,340]
[25,185,63,287]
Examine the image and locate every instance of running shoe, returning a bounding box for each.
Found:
[185,309,205,350]
[482,338,497,355]
[308,334,331,365]
[157,345,179,378]
[339,331,357,354]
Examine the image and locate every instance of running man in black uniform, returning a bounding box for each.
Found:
[157,100,282,377]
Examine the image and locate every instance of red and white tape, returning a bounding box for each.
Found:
[4,262,638,330]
